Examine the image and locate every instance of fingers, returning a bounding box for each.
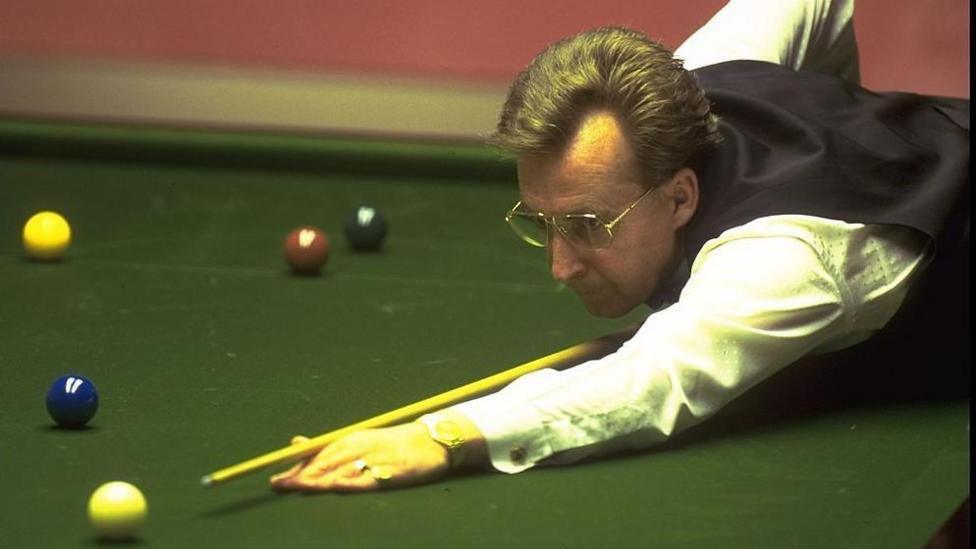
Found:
[329,464,386,492]
[269,436,312,489]
[275,456,383,493]
[270,434,375,492]
[269,425,450,494]
[291,443,385,492]
[308,459,383,492]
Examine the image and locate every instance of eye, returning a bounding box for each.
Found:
[580,216,604,231]
[565,216,603,240]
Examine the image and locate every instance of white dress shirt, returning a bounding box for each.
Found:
[675,0,859,82]
[450,0,933,473]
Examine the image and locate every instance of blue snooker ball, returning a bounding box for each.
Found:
[46,374,99,427]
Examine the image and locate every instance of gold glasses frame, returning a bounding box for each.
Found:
[504,186,657,249]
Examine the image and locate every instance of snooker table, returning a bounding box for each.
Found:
[0,119,968,548]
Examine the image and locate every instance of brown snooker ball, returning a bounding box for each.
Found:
[283,226,329,274]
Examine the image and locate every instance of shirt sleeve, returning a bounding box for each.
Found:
[451,217,929,473]
[675,0,860,83]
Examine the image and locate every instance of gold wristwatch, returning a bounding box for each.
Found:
[416,414,467,469]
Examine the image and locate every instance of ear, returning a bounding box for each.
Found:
[666,167,698,230]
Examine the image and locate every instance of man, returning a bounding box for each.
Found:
[271,0,968,492]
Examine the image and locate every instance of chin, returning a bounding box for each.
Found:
[580,296,634,319]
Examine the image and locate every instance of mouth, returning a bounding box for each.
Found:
[568,283,601,300]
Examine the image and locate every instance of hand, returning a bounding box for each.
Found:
[269,423,450,493]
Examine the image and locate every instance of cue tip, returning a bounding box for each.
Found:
[200,475,214,488]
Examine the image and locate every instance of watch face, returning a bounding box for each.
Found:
[434,421,464,446]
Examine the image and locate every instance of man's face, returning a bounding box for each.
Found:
[516,111,692,318]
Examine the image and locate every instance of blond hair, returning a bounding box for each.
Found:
[489,26,720,186]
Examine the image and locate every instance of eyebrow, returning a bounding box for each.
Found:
[522,200,613,218]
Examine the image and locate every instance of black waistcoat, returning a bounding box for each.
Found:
[653,61,969,400]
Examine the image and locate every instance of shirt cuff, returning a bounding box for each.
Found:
[450,390,554,474]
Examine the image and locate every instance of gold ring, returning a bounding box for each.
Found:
[370,466,393,482]
[353,459,370,474]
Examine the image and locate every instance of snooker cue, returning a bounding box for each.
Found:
[201,327,636,487]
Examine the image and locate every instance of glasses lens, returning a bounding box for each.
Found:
[559,215,612,249]
[507,212,548,247]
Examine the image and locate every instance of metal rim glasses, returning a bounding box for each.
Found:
[504,186,656,250]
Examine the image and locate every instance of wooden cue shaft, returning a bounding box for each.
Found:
[201,328,636,487]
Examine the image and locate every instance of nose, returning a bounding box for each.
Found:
[548,232,586,283]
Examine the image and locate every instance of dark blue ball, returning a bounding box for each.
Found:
[46,374,99,427]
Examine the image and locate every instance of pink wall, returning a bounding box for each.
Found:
[0,0,968,97]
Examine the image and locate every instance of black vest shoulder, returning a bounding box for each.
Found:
[684,60,969,263]
[647,61,969,388]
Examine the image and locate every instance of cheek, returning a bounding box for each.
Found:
[588,246,645,292]
[614,222,675,288]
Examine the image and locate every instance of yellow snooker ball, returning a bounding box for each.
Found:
[87,481,148,540]
[22,211,72,260]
